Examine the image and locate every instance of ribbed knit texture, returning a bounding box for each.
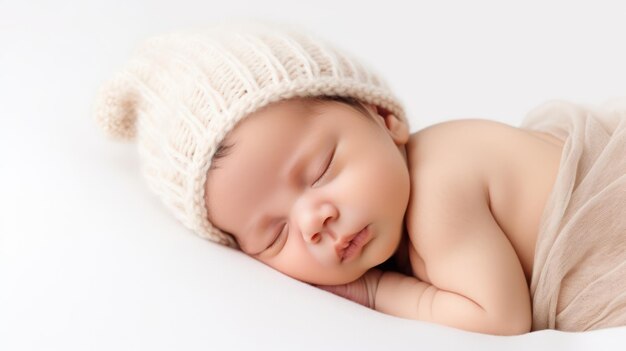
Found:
[93,20,407,248]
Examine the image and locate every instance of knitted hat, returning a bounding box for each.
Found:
[93,19,407,249]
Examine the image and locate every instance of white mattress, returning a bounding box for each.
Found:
[2,1,625,350]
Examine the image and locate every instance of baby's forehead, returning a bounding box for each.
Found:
[212,99,319,161]
[227,97,346,136]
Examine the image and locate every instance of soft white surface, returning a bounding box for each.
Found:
[1,1,626,350]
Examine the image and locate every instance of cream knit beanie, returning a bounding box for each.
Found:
[93,19,407,248]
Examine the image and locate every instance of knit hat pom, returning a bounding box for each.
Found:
[94,72,139,140]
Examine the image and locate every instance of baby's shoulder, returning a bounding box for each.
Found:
[407,119,527,187]
[402,119,508,281]
[406,118,521,172]
[405,117,563,212]
[403,119,513,278]
[404,118,563,282]
[405,118,531,244]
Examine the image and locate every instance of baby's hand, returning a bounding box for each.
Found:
[315,269,383,308]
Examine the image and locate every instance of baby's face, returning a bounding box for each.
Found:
[205,98,411,285]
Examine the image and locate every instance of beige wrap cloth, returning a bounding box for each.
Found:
[519,97,626,332]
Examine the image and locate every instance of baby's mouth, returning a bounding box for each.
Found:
[336,226,370,262]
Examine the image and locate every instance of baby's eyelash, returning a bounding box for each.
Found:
[268,223,287,250]
[312,147,335,186]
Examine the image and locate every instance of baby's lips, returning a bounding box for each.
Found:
[334,231,361,259]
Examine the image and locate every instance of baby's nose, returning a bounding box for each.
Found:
[295,202,338,243]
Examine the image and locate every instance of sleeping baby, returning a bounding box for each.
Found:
[94,20,626,335]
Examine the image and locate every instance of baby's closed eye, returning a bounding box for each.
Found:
[265,222,289,253]
[312,145,336,187]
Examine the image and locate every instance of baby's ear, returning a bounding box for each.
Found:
[364,103,410,146]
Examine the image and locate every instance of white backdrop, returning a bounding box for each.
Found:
[1,0,625,350]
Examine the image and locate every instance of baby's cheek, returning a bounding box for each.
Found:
[366,163,408,206]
